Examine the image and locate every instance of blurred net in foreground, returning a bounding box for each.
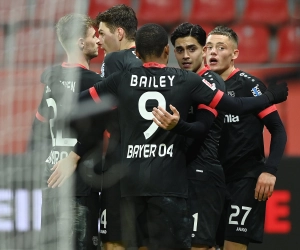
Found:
[0,1,90,249]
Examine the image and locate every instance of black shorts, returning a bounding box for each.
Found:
[121,196,191,249]
[40,191,100,250]
[216,178,266,246]
[188,176,226,247]
[100,172,122,243]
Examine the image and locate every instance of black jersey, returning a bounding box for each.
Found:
[101,47,142,172]
[83,63,225,197]
[187,67,226,184]
[219,69,273,182]
[36,63,104,196]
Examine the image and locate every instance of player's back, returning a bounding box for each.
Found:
[39,63,103,196]
[219,69,266,182]
[104,64,219,197]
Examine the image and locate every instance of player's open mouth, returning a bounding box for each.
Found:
[182,62,192,68]
[209,58,218,65]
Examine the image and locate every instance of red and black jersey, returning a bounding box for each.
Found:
[33,63,104,196]
[186,67,226,185]
[219,69,286,182]
[77,63,275,197]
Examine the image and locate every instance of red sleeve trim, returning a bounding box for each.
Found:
[258,105,277,119]
[89,87,101,103]
[36,111,47,123]
[209,90,224,109]
[104,129,111,139]
[198,104,218,117]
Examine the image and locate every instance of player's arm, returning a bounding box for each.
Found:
[254,107,287,201]
[191,74,288,114]
[152,104,216,138]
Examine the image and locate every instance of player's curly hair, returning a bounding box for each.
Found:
[136,24,169,60]
[170,22,206,47]
[95,4,137,41]
[56,13,95,51]
[208,26,239,46]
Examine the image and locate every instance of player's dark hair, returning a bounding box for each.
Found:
[208,26,239,45]
[136,24,169,60]
[170,22,206,47]
[95,4,137,41]
[56,13,94,51]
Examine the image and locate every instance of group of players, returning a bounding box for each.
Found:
[30,4,288,250]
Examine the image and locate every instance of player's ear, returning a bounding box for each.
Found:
[117,27,125,41]
[77,38,85,50]
[232,49,239,60]
[164,44,169,56]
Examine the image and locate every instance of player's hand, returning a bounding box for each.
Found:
[254,172,276,201]
[152,104,180,130]
[47,151,80,188]
[264,81,288,104]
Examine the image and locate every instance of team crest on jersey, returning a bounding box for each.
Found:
[202,79,216,90]
[227,90,235,97]
[251,84,262,96]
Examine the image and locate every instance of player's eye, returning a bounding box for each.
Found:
[176,48,183,53]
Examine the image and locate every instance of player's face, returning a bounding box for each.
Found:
[205,34,238,76]
[83,27,100,59]
[98,22,120,54]
[174,36,204,73]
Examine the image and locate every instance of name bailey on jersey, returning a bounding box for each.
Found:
[130,75,175,88]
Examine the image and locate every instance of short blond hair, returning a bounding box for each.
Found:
[56,13,94,51]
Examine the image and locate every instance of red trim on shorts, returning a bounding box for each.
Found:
[61,62,88,69]
[226,68,240,80]
[197,66,210,76]
[89,87,101,103]
[209,90,224,109]
[36,111,47,123]
[143,62,166,68]
[198,104,218,117]
[258,105,277,119]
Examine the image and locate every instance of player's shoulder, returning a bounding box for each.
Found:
[40,64,61,84]
[232,69,263,85]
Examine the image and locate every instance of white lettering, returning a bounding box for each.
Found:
[126,144,172,158]
[130,75,138,86]
[168,75,175,86]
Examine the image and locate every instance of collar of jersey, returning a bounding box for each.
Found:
[198,66,209,76]
[61,62,88,69]
[143,62,166,68]
[226,68,240,80]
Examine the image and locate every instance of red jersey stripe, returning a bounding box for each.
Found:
[89,87,101,103]
[198,104,218,117]
[209,90,224,109]
[36,111,47,123]
[258,105,277,119]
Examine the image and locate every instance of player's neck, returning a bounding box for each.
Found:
[120,40,136,50]
[220,66,236,81]
[195,62,207,74]
[66,54,90,70]
[142,56,167,65]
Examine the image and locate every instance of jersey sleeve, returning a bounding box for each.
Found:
[261,110,287,176]
[172,107,216,138]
